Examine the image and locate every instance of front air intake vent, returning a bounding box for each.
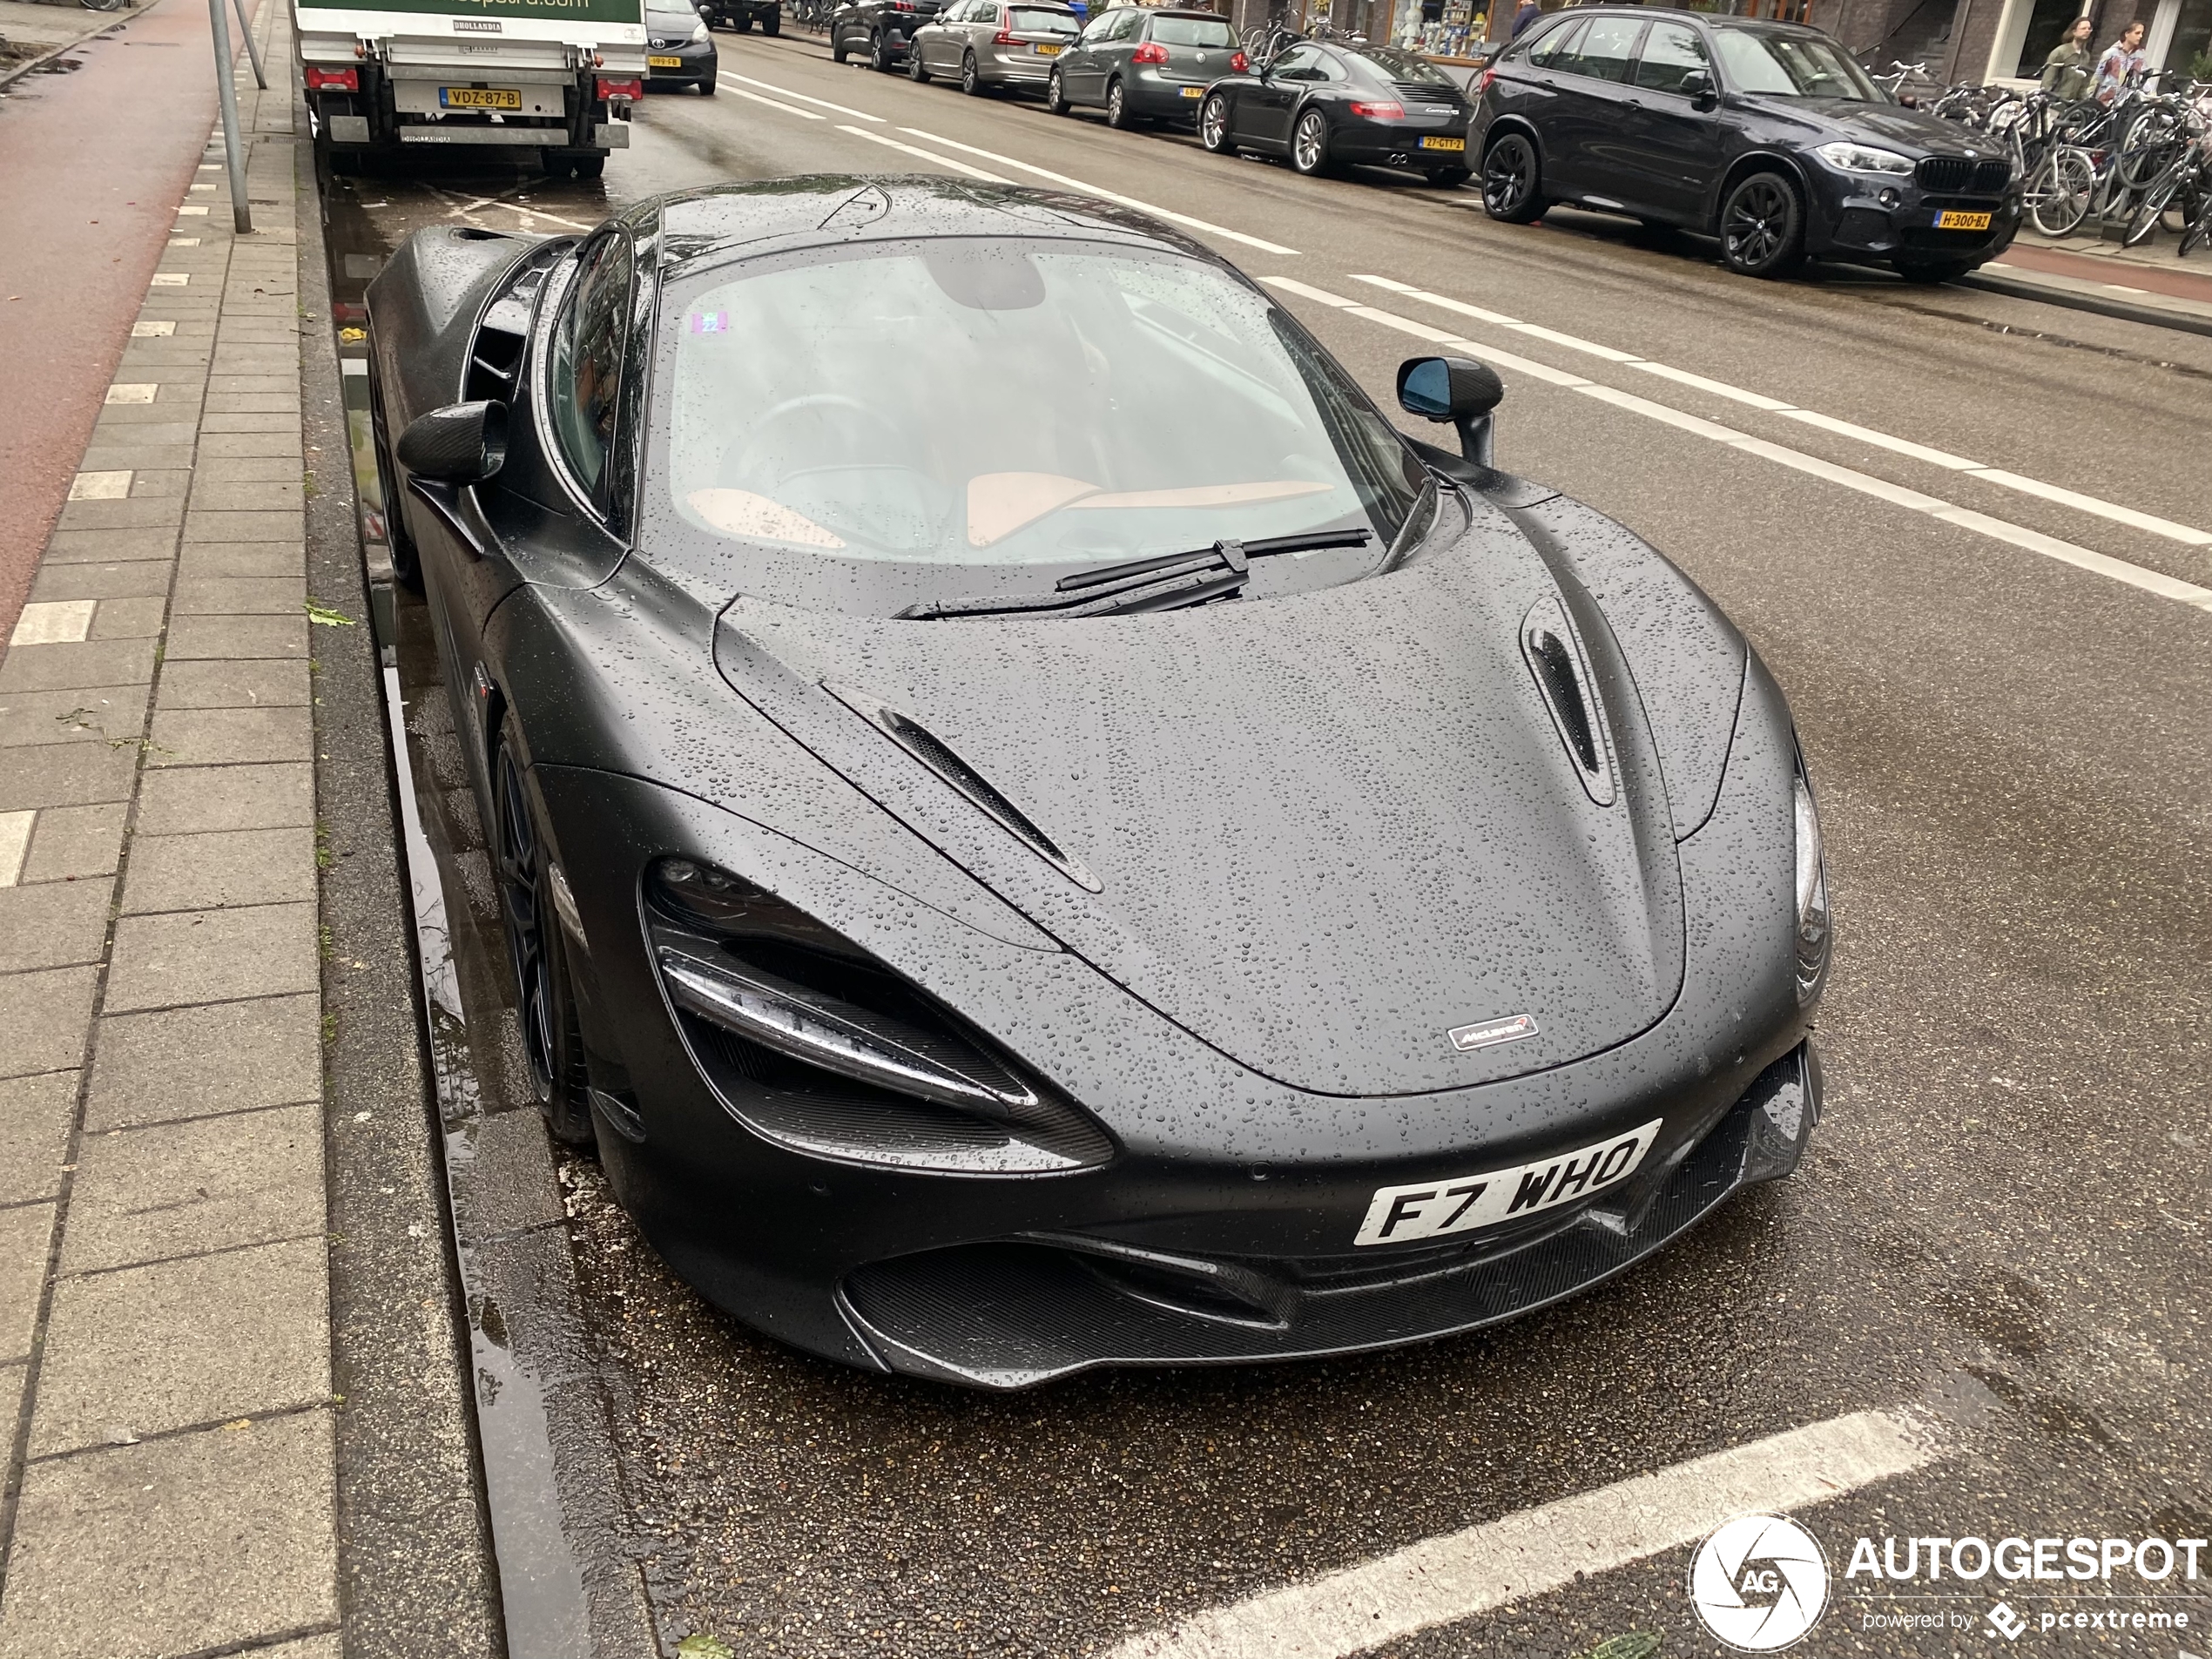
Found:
[1521,597,1615,807]
[848,696,1104,894]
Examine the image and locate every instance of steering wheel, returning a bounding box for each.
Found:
[727,394,918,489]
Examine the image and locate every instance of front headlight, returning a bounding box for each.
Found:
[645,858,1114,1171]
[1792,766,1831,1005]
[1815,140,1914,176]
[691,20,708,39]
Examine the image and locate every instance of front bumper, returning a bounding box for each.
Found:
[646,42,717,84]
[1803,165,2021,264]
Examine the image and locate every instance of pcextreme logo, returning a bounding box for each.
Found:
[1690,1514,1832,1651]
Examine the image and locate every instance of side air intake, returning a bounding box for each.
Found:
[1521,597,1616,807]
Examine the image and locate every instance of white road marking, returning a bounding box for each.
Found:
[1349,274,2212,549]
[896,127,1300,256]
[132,321,176,337]
[1271,286,2212,613]
[0,811,30,887]
[10,601,97,647]
[834,125,1009,181]
[720,84,825,119]
[1262,277,1357,307]
[725,71,886,122]
[69,471,132,501]
[105,384,158,405]
[150,273,189,287]
[1109,1410,1934,1659]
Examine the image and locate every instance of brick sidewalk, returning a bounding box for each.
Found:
[0,3,342,1654]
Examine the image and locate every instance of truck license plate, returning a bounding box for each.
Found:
[440,86,523,109]
[1933,209,1991,230]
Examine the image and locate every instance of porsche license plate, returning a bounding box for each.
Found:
[1181,84,1204,97]
[1353,1118,1662,1246]
[1420,135,1466,152]
[649,54,684,66]
[440,86,522,109]
[1933,209,1992,230]
[1033,41,1062,53]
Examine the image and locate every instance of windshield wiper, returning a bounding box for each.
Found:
[900,528,1372,620]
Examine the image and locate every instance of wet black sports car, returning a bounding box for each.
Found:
[365,177,1831,1388]
[1471,6,2022,281]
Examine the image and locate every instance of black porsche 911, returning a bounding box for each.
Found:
[365,177,1830,1389]
[1197,40,1474,185]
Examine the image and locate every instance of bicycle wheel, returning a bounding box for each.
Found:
[2027,148,2094,236]
[2123,168,2179,246]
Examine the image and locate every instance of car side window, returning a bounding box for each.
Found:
[549,234,631,509]
[1113,8,1143,40]
[1077,8,1114,41]
[1526,17,1585,69]
[1633,22,1709,94]
[1560,16,1643,81]
[1271,42,1324,78]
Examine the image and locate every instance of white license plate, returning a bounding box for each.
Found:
[1353,1118,1662,1246]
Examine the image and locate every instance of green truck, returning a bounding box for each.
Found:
[296,0,648,177]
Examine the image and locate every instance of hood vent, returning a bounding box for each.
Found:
[1521,597,1615,807]
[832,688,1104,894]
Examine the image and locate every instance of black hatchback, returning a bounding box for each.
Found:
[1470,8,2020,281]
[1197,40,1474,184]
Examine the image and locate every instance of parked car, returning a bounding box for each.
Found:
[1047,5,1241,128]
[1470,7,2022,280]
[831,0,947,70]
[1197,39,1474,183]
[907,0,1081,95]
[364,177,1828,1386]
[645,3,718,91]
[699,0,779,34]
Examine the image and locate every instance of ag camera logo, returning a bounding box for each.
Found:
[1690,1514,1831,1651]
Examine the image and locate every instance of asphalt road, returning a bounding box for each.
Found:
[320,42,2212,1658]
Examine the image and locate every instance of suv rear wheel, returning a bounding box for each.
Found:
[1481,132,1545,222]
[868,29,893,70]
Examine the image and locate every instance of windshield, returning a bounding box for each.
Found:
[1350,44,1454,83]
[1008,5,1081,31]
[1713,28,1878,98]
[1151,14,1236,45]
[651,239,1423,598]
[647,7,698,24]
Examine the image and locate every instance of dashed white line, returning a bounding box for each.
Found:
[896,126,1300,256]
[720,84,825,120]
[1347,273,2212,550]
[1108,1410,1935,1659]
[833,125,1009,181]
[1261,279,2212,613]
[725,71,886,121]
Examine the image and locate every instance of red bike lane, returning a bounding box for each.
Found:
[0,0,265,644]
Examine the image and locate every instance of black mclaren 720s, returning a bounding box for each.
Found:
[365,177,1831,1389]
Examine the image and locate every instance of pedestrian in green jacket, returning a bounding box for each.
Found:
[2040,15,2094,99]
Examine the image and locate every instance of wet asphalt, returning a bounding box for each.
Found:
[315,37,2212,1658]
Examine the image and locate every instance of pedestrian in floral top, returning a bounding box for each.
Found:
[2092,20,2148,104]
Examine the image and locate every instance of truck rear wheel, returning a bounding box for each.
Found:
[734,12,751,29]
[761,7,779,32]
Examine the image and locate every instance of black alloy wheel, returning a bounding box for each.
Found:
[1046,66,1069,113]
[1105,77,1134,128]
[492,725,595,1147]
[1481,132,1544,223]
[1198,91,1234,153]
[1720,171,1804,278]
[869,29,893,70]
[961,51,984,94]
[908,41,929,79]
[1290,107,1329,175]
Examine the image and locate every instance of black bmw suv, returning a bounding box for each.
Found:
[1470,8,2020,282]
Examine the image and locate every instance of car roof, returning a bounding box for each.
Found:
[1539,4,1825,30]
[641,177,1216,273]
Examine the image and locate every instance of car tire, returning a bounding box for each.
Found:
[1480,132,1545,223]
[909,44,929,80]
[1198,91,1235,154]
[699,70,717,93]
[869,30,892,71]
[961,51,984,94]
[762,7,779,32]
[1290,107,1329,176]
[1047,66,1070,114]
[493,719,597,1150]
[1718,170,1804,279]
[832,29,848,60]
[1105,76,1134,128]
[1893,256,1975,283]
[1426,165,1470,188]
